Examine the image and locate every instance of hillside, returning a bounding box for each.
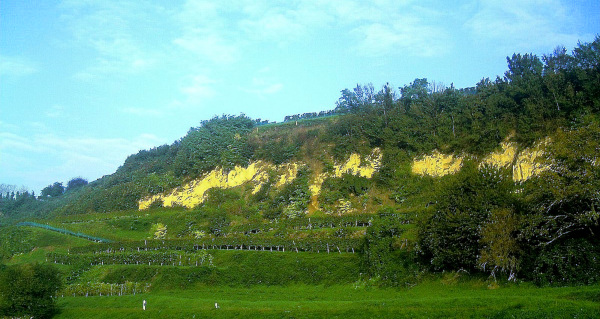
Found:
[1,38,599,317]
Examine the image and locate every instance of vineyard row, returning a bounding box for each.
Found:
[69,237,363,255]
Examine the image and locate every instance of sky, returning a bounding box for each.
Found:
[1,0,599,194]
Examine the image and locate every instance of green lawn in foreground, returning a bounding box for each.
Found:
[55,283,599,318]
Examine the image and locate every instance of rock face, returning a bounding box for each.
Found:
[139,148,382,210]
[411,151,463,177]
[412,138,550,181]
[139,137,550,211]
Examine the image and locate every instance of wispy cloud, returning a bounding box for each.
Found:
[0,125,166,192]
[168,74,217,109]
[240,67,283,98]
[0,55,37,77]
[352,18,449,57]
[172,0,241,64]
[60,0,160,79]
[173,33,240,65]
[242,82,284,97]
[45,105,66,119]
[465,0,586,51]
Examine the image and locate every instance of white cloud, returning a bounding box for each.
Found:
[352,18,449,57]
[240,67,283,98]
[60,0,160,79]
[181,75,216,100]
[465,0,586,52]
[238,4,315,43]
[168,74,217,110]
[0,55,37,77]
[0,132,39,152]
[0,127,166,192]
[173,33,240,65]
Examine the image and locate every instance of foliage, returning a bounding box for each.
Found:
[517,115,600,284]
[319,174,371,212]
[66,177,88,192]
[418,162,515,272]
[174,114,255,178]
[41,182,65,198]
[477,208,520,280]
[0,226,36,261]
[362,213,419,286]
[61,281,149,297]
[0,263,63,319]
[523,237,600,286]
[151,223,167,239]
[264,166,311,219]
[520,116,600,246]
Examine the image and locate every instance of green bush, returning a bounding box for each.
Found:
[0,263,63,319]
[362,214,420,286]
[523,238,600,286]
[319,174,371,209]
[418,162,515,272]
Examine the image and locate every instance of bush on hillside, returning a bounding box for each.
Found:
[0,263,62,319]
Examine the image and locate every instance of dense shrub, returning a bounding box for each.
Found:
[319,174,371,209]
[0,263,62,319]
[522,238,600,285]
[174,115,255,178]
[362,214,420,286]
[418,162,515,272]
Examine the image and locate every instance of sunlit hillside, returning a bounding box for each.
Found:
[1,37,599,318]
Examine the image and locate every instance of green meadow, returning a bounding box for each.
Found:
[55,283,599,318]
[4,227,599,318]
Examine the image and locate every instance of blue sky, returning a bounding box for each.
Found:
[1,0,599,194]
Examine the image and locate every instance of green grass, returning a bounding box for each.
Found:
[55,282,600,318]
[46,208,188,241]
[6,227,92,265]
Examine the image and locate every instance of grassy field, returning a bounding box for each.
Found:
[6,220,600,318]
[55,283,600,318]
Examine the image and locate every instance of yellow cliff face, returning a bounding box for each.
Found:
[139,148,384,210]
[481,141,517,168]
[276,163,299,187]
[309,148,382,210]
[412,138,550,181]
[139,161,272,210]
[311,148,382,197]
[412,151,463,177]
[513,139,550,182]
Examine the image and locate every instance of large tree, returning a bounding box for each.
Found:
[0,263,63,318]
[40,182,64,198]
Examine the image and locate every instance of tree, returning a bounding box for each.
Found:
[521,116,600,247]
[40,182,64,198]
[362,213,418,285]
[0,263,63,318]
[173,114,255,178]
[418,162,515,271]
[66,177,88,192]
[517,116,600,284]
[399,78,428,112]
